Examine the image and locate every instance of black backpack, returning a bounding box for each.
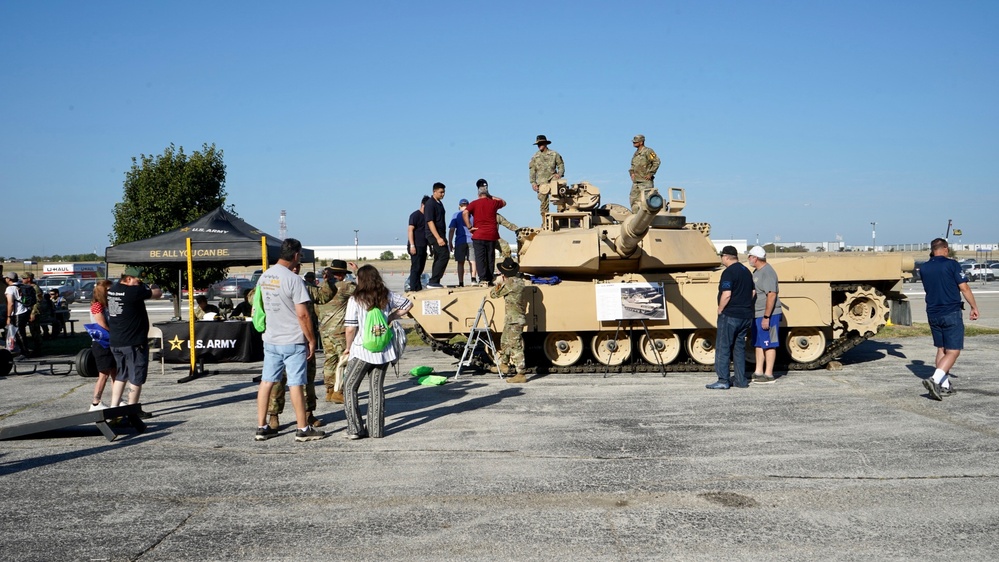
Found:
[18,284,38,308]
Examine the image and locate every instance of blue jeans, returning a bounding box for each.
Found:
[716,314,752,387]
[262,343,308,387]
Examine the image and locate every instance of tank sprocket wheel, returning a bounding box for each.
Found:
[591,332,632,366]
[638,330,681,365]
[837,286,889,337]
[543,332,585,366]
[785,327,828,364]
[686,329,716,365]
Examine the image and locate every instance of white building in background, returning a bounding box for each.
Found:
[309,245,408,262]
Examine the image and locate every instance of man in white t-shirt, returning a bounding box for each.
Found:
[253,238,324,442]
[4,271,31,357]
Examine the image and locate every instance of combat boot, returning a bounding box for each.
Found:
[267,413,280,430]
[328,390,344,403]
[506,374,528,384]
[307,413,324,428]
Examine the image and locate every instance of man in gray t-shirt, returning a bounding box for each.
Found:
[254,238,324,442]
[748,246,782,383]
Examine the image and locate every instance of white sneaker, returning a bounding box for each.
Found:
[89,402,108,411]
[119,401,129,407]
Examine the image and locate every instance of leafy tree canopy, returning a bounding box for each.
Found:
[110,143,230,293]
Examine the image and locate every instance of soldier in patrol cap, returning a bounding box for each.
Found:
[629,134,661,213]
[528,134,566,222]
[490,257,528,383]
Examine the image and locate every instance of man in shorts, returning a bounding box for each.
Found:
[107,265,162,417]
[254,238,324,441]
[920,238,979,400]
[448,198,477,286]
[748,245,782,383]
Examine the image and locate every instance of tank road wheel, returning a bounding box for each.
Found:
[638,330,681,365]
[543,332,584,367]
[786,327,827,364]
[838,286,890,337]
[591,332,632,366]
[686,329,716,365]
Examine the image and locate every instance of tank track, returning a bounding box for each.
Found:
[414,322,872,375]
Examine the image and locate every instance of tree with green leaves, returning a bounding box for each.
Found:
[110,143,229,294]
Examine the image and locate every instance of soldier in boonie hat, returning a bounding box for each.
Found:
[533,134,551,145]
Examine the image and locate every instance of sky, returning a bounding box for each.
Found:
[2,0,997,259]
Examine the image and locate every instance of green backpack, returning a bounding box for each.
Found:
[362,306,392,352]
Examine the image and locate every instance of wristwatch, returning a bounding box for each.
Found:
[763,315,770,319]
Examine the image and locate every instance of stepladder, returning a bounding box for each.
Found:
[455,296,499,379]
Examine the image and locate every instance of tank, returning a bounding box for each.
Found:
[407,182,914,373]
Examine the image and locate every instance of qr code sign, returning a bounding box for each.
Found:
[422,300,441,316]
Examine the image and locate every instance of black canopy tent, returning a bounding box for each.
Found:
[104,206,315,382]
[104,206,314,267]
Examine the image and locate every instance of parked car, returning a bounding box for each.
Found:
[74,280,97,302]
[180,286,215,300]
[216,277,255,299]
[36,276,80,304]
[968,264,995,282]
[906,261,926,283]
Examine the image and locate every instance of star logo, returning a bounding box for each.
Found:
[168,335,185,350]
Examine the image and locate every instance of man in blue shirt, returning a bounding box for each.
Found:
[919,238,979,400]
[707,246,755,390]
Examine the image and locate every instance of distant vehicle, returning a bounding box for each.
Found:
[74,280,97,302]
[36,276,80,304]
[180,286,215,300]
[217,277,255,299]
[907,261,927,283]
[969,264,996,282]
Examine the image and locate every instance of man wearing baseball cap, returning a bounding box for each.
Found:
[747,246,782,383]
[629,134,661,213]
[107,265,162,417]
[448,196,477,287]
[707,246,754,390]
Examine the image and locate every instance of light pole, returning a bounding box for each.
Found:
[353,229,359,261]
[871,222,876,252]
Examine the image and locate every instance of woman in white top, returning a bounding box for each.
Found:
[342,265,412,439]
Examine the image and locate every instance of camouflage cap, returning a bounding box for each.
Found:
[633,134,645,143]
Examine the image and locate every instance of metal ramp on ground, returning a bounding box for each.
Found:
[0,405,148,442]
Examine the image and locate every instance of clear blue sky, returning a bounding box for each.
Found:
[2,0,997,258]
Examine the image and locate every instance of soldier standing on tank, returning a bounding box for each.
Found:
[629,134,661,213]
[528,134,565,222]
[490,257,528,383]
[316,259,357,403]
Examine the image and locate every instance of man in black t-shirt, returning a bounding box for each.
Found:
[423,182,449,288]
[707,246,755,390]
[407,195,430,291]
[107,265,162,416]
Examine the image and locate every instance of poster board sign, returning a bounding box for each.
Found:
[595,282,667,321]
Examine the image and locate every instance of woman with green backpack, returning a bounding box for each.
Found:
[341,265,413,439]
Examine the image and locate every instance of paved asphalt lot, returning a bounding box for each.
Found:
[1,290,998,560]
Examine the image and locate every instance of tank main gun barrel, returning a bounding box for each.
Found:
[614,189,664,257]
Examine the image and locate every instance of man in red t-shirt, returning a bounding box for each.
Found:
[463,179,506,285]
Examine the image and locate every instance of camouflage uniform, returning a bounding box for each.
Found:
[629,143,661,213]
[316,278,355,392]
[268,277,334,415]
[25,282,43,349]
[489,276,526,375]
[496,213,520,258]
[529,149,565,221]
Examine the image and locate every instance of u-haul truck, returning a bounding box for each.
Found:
[42,263,105,279]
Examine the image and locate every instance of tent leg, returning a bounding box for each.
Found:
[176,361,204,384]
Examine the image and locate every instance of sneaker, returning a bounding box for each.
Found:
[752,374,776,384]
[471,277,477,283]
[923,379,943,401]
[940,385,957,397]
[426,283,445,289]
[345,429,368,440]
[136,409,153,419]
[89,402,108,411]
[254,426,278,441]
[295,427,326,442]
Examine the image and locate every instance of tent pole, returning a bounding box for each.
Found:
[178,238,201,383]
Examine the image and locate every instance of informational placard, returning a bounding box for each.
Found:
[595,282,667,321]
